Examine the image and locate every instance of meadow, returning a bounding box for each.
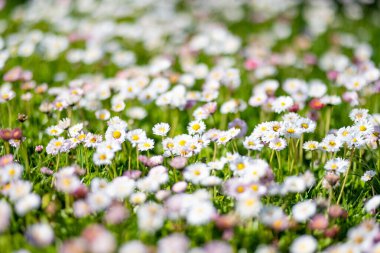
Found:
[0,0,380,252]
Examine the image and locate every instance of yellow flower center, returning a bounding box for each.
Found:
[237,163,245,170]
[112,131,121,139]
[192,124,200,131]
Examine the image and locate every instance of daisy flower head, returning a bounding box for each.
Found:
[292,200,317,222]
[347,132,366,149]
[290,235,317,253]
[55,174,81,194]
[84,133,103,148]
[127,129,147,147]
[272,96,294,113]
[152,122,170,137]
[127,107,147,120]
[349,108,369,122]
[297,118,316,133]
[2,162,23,183]
[93,148,115,166]
[138,138,155,152]
[303,141,319,151]
[324,157,350,175]
[193,107,209,120]
[337,126,353,143]
[188,120,206,135]
[354,119,374,136]
[320,95,341,106]
[228,118,247,138]
[227,127,241,139]
[269,138,287,151]
[105,125,126,143]
[58,118,71,130]
[243,136,263,151]
[216,131,232,145]
[361,170,376,182]
[162,137,175,156]
[111,100,125,112]
[46,125,64,136]
[0,84,16,103]
[230,156,251,175]
[282,122,302,139]
[101,140,121,153]
[186,200,216,226]
[346,76,367,91]
[248,92,267,107]
[95,109,110,121]
[69,123,84,137]
[46,137,66,155]
[320,134,342,152]
[184,163,210,184]
[107,116,128,129]
[236,196,262,219]
[282,112,300,123]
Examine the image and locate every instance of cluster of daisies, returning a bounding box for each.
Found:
[0,0,380,252]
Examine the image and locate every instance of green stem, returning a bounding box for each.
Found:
[337,149,355,204]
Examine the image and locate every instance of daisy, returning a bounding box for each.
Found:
[55,174,81,194]
[248,93,267,107]
[336,126,353,143]
[137,202,165,233]
[93,149,114,166]
[347,132,366,148]
[354,120,374,135]
[324,158,350,174]
[236,196,262,219]
[68,123,84,137]
[2,162,23,183]
[320,135,342,152]
[15,193,41,216]
[282,123,302,138]
[243,136,263,151]
[349,108,369,122]
[0,84,16,103]
[361,170,376,182]
[152,123,170,137]
[107,116,128,129]
[106,177,135,200]
[127,129,147,147]
[303,141,319,151]
[216,132,232,145]
[272,96,293,113]
[186,201,215,225]
[188,120,206,135]
[290,235,317,253]
[84,133,103,148]
[87,191,112,212]
[46,137,66,155]
[230,157,250,175]
[58,118,71,130]
[111,100,125,112]
[46,125,64,136]
[292,200,317,222]
[138,138,155,151]
[184,163,210,184]
[269,138,287,151]
[130,192,148,205]
[95,109,110,121]
[102,140,122,152]
[126,107,147,120]
[162,137,175,156]
[105,125,126,143]
[297,118,316,133]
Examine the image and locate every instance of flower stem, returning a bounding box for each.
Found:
[337,149,355,204]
